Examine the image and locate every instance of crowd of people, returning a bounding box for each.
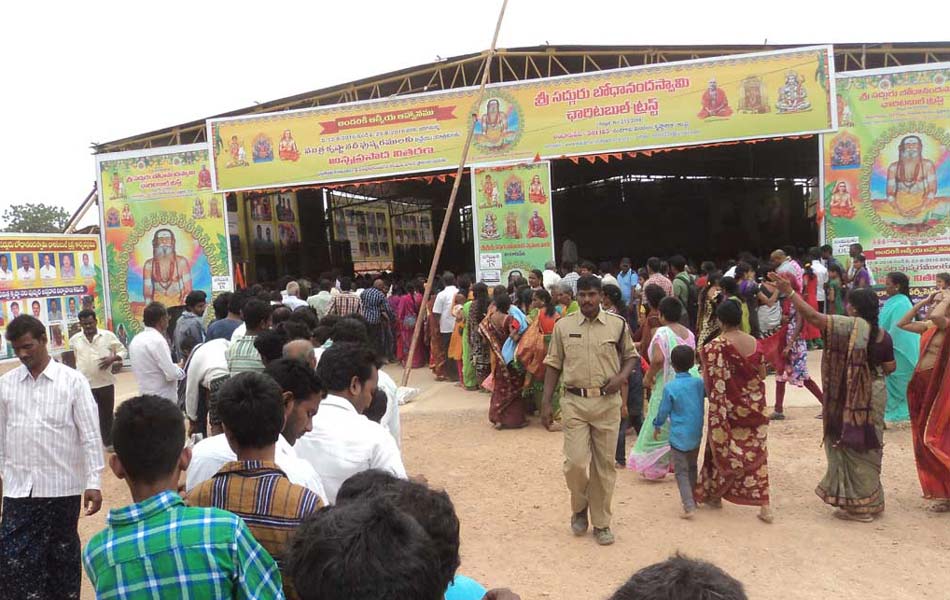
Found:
[0,242,947,597]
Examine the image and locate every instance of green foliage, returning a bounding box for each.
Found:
[1,202,70,233]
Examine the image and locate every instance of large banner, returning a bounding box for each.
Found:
[0,234,106,358]
[471,161,554,285]
[822,63,950,292]
[209,45,835,192]
[96,144,232,342]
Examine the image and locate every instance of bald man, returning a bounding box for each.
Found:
[770,249,803,290]
[283,339,316,370]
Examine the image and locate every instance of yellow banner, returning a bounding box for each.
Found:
[209,45,835,192]
[0,234,106,358]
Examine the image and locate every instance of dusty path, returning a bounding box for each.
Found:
[76,354,949,599]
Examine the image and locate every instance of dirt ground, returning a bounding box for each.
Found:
[75,352,950,599]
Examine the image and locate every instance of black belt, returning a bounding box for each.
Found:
[565,386,609,398]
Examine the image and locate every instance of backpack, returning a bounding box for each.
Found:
[676,272,700,332]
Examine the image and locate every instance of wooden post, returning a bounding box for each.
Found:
[400,0,509,387]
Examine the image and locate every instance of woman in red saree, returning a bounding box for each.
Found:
[397,281,426,368]
[698,300,774,523]
[479,292,527,429]
[898,292,950,512]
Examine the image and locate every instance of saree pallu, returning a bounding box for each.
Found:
[697,338,770,506]
[907,328,950,499]
[480,315,526,427]
[697,294,721,349]
[628,327,696,479]
[816,315,884,514]
[880,294,919,424]
[469,307,491,382]
[460,302,477,389]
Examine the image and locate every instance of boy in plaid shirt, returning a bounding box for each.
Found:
[83,394,284,599]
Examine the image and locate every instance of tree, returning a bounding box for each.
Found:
[1,202,70,233]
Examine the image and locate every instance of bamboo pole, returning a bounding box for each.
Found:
[400,0,509,387]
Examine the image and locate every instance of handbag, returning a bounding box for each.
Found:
[516,318,548,379]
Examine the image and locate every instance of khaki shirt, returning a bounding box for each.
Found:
[544,309,638,389]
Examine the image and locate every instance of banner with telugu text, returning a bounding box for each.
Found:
[0,234,106,359]
[472,161,554,285]
[822,62,950,293]
[209,45,836,193]
[96,144,232,343]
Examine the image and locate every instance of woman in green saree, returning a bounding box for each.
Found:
[880,272,918,424]
[766,274,894,522]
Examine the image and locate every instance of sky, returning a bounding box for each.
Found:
[2,0,947,227]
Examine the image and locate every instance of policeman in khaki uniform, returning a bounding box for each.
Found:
[542,275,637,546]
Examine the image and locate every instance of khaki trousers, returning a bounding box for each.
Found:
[561,391,621,529]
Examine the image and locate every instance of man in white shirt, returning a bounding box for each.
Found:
[0,315,104,599]
[542,260,561,294]
[808,247,829,312]
[185,358,327,503]
[283,280,309,310]
[307,279,334,318]
[16,254,35,281]
[39,253,57,279]
[69,310,127,449]
[431,272,459,381]
[0,254,13,281]
[295,342,407,504]
[129,302,185,403]
[184,337,230,437]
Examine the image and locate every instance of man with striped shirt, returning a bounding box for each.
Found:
[227,299,272,374]
[189,372,323,599]
[0,315,104,599]
[83,395,283,599]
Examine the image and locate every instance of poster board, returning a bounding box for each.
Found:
[822,62,950,293]
[209,45,836,192]
[329,195,395,271]
[0,234,106,358]
[471,161,555,285]
[96,144,233,342]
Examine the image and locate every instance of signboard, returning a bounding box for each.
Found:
[96,144,233,342]
[822,62,950,292]
[209,45,836,192]
[247,191,302,251]
[471,161,555,285]
[0,234,106,358]
[330,195,394,270]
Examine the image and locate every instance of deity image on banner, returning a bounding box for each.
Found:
[278,130,300,162]
[208,196,222,219]
[480,174,501,208]
[105,208,121,228]
[828,180,856,219]
[480,213,500,240]
[836,95,855,127]
[192,197,205,220]
[227,135,249,168]
[140,228,195,307]
[109,170,126,199]
[473,95,521,152]
[737,76,769,114]
[252,134,274,163]
[831,132,861,169]
[504,212,521,239]
[120,204,135,227]
[869,132,950,234]
[504,175,524,204]
[697,78,733,119]
[528,175,547,204]
[197,164,213,189]
[526,210,549,238]
[775,71,811,113]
